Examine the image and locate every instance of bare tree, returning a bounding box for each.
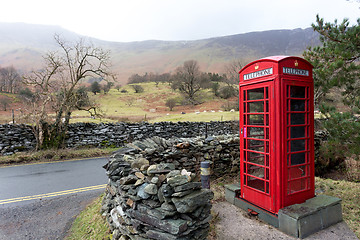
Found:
[165,98,177,111]
[0,66,22,93]
[0,96,11,111]
[224,59,244,85]
[172,60,203,104]
[23,34,114,149]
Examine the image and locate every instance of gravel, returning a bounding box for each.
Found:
[213,201,358,240]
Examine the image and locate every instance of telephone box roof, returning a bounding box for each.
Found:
[240,56,313,74]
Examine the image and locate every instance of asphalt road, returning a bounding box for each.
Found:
[0,157,110,240]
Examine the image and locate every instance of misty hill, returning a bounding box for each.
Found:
[0,22,320,84]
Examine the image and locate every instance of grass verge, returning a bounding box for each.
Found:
[63,176,360,239]
[65,194,112,240]
[315,177,360,238]
[0,147,118,167]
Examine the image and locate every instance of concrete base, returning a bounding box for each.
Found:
[224,184,343,239]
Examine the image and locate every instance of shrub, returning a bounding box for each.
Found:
[165,98,177,111]
[316,112,360,176]
[219,86,237,99]
[131,85,144,93]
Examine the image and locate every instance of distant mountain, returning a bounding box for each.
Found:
[0,23,320,84]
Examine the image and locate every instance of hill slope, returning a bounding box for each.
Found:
[0,23,320,83]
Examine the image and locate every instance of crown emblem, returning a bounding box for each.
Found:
[295,60,298,67]
[255,65,259,70]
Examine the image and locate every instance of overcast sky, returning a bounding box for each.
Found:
[1,0,359,42]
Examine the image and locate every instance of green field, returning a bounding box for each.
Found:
[71,82,238,123]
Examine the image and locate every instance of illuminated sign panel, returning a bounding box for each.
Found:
[283,67,309,76]
[243,68,273,80]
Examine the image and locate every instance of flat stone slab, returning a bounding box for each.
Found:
[225,184,344,239]
[279,195,343,238]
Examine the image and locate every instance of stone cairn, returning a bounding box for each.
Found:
[101,136,229,240]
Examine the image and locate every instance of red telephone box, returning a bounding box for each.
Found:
[238,56,315,215]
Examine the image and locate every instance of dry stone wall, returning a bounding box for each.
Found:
[0,124,36,156]
[101,135,240,239]
[0,121,238,155]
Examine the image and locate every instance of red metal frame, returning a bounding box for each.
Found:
[239,56,314,214]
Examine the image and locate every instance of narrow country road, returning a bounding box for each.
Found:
[0,157,109,240]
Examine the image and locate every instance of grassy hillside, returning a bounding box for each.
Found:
[70,82,239,123]
[0,82,238,124]
[0,23,320,84]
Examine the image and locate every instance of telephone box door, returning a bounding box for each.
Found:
[240,81,274,211]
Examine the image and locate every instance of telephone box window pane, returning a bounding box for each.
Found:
[248,88,264,100]
[291,126,305,138]
[291,152,306,165]
[248,127,264,139]
[248,102,264,113]
[290,86,306,98]
[290,100,305,111]
[288,166,307,180]
[265,101,269,112]
[291,139,305,152]
[265,87,268,98]
[291,113,305,125]
[248,164,265,179]
[266,182,269,194]
[247,176,265,192]
[248,139,265,152]
[288,178,306,194]
[248,152,265,165]
[265,155,269,166]
[248,115,264,125]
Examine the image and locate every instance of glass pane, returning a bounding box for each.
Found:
[265,155,269,166]
[288,166,307,180]
[248,152,265,165]
[290,86,306,98]
[265,87,268,99]
[291,113,305,124]
[291,152,306,165]
[291,139,305,152]
[247,176,265,192]
[247,102,264,113]
[290,100,305,111]
[248,114,264,125]
[248,164,265,178]
[248,139,265,152]
[291,126,305,138]
[248,127,264,139]
[288,178,306,194]
[248,88,264,100]
[266,182,269,194]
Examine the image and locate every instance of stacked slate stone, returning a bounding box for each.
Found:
[102,154,214,240]
[65,121,239,149]
[0,124,36,156]
[125,135,240,177]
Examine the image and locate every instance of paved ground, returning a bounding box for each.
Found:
[0,190,103,240]
[213,201,359,240]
